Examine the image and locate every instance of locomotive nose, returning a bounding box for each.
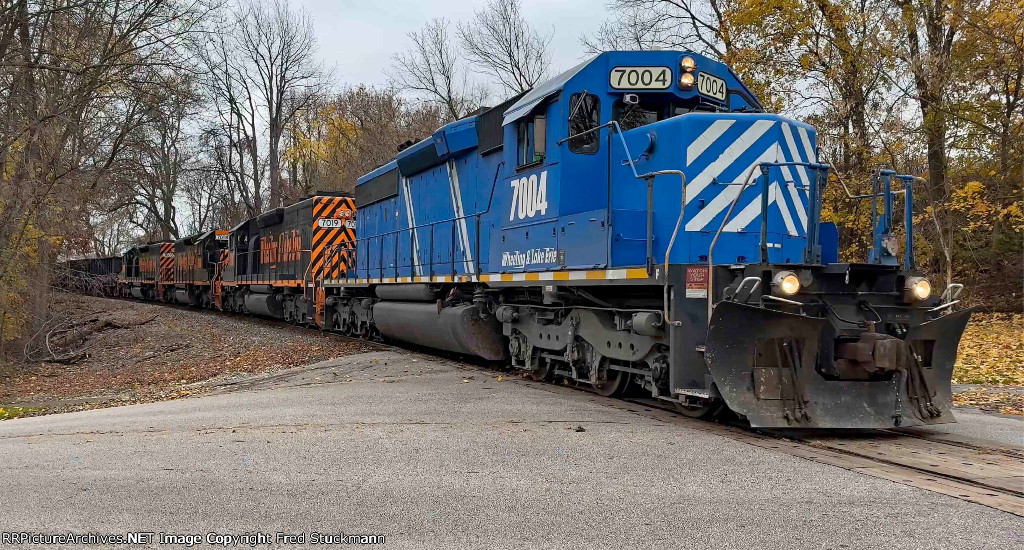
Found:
[703,301,973,428]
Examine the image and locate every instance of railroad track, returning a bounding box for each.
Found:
[86,295,1024,517]
[496,372,1024,517]
[613,396,1024,517]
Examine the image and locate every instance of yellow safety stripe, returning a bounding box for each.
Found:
[324,268,650,285]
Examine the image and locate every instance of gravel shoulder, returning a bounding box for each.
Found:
[0,294,374,417]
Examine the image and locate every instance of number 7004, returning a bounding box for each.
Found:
[509,171,550,221]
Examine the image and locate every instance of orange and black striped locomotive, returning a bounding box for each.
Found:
[221,193,356,326]
[170,230,229,308]
[123,241,175,301]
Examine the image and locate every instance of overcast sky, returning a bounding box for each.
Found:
[297,0,610,89]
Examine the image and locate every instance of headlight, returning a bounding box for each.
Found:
[773,271,801,296]
[906,277,931,301]
[678,72,695,89]
[680,56,697,72]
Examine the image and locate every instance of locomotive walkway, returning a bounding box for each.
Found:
[1,349,1021,549]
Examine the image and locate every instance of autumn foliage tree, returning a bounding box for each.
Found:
[592,0,1023,306]
[282,87,446,198]
[0,0,208,355]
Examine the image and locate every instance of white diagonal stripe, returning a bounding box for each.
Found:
[781,124,811,189]
[685,120,775,201]
[780,123,813,229]
[401,177,422,276]
[797,126,817,162]
[687,119,735,166]
[723,193,763,232]
[722,182,797,236]
[686,141,781,231]
[774,182,798,235]
[447,160,474,274]
[796,126,818,207]
[779,166,808,230]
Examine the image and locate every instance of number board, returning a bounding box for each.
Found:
[609,66,672,90]
[697,72,727,101]
[317,218,343,228]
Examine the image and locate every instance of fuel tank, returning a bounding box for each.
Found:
[174,289,193,305]
[244,293,283,318]
[375,284,436,301]
[372,302,507,361]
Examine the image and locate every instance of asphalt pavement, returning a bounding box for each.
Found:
[1,350,1021,549]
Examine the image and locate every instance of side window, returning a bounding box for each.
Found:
[613,99,658,132]
[568,92,600,154]
[517,113,546,167]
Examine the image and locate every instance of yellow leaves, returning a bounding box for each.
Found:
[999,201,1023,232]
[948,180,998,231]
[953,314,1024,386]
[0,406,40,421]
[284,102,360,167]
[953,387,1024,416]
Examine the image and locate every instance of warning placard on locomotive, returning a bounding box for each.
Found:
[685,266,709,298]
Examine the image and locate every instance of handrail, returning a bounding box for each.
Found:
[561,119,691,329]
[705,164,766,320]
[636,170,686,328]
[351,212,484,279]
[826,168,920,269]
[705,161,829,321]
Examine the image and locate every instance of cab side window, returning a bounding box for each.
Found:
[568,92,600,154]
[613,99,659,132]
[517,113,547,167]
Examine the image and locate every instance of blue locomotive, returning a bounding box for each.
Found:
[321,50,973,429]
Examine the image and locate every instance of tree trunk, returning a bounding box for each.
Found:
[269,124,281,209]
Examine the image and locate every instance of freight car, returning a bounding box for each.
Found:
[60,256,123,296]
[320,50,974,429]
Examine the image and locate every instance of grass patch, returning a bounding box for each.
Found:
[0,406,43,420]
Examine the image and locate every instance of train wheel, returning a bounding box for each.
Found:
[529,356,553,382]
[674,397,724,419]
[593,366,629,397]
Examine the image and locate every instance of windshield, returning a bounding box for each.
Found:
[613,97,720,131]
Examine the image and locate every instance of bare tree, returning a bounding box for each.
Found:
[0,0,209,354]
[233,0,324,209]
[199,28,266,218]
[583,0,734,59]
[457,0,552,94]
[390,18,487,121]
[332,87,446,185]
[582,2,698,53]
[111,75,205,241]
